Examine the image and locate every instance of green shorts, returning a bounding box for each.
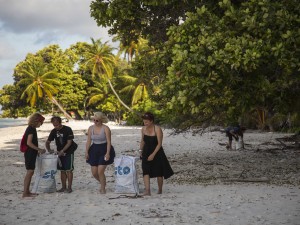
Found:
[58,153,74,171]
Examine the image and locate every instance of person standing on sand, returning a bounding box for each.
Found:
[22,112,46,198]
[46,116,75,193]
[139,112,174,196]
[85,112,115,194]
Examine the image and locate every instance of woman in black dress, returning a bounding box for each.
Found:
[139,112,174,196]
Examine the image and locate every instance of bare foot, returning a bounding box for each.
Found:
[143,192,151,196]
[100,189,106,194]
[64,188,72,193]
[22,193,37,198]
[157,191,162,194]
[57,188,66,193]
[29,192,39,196]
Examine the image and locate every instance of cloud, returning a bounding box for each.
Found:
[0,0,103,37]
[0,34,16,60]
[0,0,115,88]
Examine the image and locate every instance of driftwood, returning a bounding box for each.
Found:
[108,194,143,200]
[275,134,300,149]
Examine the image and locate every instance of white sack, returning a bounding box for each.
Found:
[114,156,139,194]
[32,154,58,193]
[235,138,244,150]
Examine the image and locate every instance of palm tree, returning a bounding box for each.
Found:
[87,80,123,122]
[18,60,73,120]
[117,37,148,63]
[84,38,133,112]
[119,74,149,106]
[87,80,109,106]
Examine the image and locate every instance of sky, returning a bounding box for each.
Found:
[0,0,114,88]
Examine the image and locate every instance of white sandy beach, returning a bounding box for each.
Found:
[0,120,299,225]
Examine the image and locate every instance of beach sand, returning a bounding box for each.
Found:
[0,120,299,225]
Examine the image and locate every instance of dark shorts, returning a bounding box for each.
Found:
[58,153,74,171]
[86,143,115,166]
[225,127,240,141]
[24,149,38,170]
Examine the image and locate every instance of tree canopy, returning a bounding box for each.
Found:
[1,0,299,132]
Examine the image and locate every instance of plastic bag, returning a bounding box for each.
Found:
[114,156,139,194]
[236,138,244,150]
[32,154,58,193]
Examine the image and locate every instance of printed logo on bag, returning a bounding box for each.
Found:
[115,166,131,175]
[42,170,57,179]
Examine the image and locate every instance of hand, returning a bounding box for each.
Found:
[104,154,110,161]
[38,149,46,155]
[58,151,65,157]
[85,152,89,161]
[147,153,155,161]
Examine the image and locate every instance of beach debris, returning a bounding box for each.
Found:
[108,194,143,200]
[12,161,25,166]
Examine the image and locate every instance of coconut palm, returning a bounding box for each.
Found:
[87,80,123,122]
[87,80,109,106]
[18,61,72,120]
[117,37,149,63]
[84,38,133,112]
[119,74,149,106]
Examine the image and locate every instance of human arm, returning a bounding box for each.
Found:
[46,130,56,153]
[57,139,72,157]
[27,134,45,154]
[85,126,92,160]
[230,129,239,140]
[139,127,145,158]
[45,140,54,153]
[104,125,111,161]
[147,126,163,161]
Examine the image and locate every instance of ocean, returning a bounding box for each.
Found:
[0,118,28,128]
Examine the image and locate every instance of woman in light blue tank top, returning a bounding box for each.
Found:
[85,112,115,194]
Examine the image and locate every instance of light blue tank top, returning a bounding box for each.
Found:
[91,125,107,144]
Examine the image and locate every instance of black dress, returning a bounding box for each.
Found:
[142,128,174,179]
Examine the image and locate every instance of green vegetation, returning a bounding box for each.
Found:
[1,0,299,132]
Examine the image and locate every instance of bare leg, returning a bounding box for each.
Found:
[66,171,73,191]
[226,139,233,150]
[23,170,35,198]
[157,177,163,194]
[91,166,100,181]
[241,137,245,149]
[98,165,107,194]
[143,175,151,196]
[61,171,67,189]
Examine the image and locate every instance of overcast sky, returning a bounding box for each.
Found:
[0,0,114,88]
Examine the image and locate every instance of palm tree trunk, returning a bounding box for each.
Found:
[106,78,133,112]
[50,97,73,120]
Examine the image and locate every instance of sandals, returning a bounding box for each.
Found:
[57,188,73,193]
[56,188,65,193]
[65,188,72,193]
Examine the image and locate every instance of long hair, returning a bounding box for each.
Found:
[28,112,45,127]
